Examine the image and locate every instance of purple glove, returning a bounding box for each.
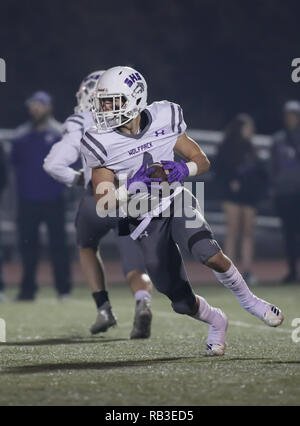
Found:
[161,160,189,183]
[127,165,162,192]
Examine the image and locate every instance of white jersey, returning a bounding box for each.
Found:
[43,111,95,187]
[80,100,186,180]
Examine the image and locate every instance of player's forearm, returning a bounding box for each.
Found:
[43,160,80,186]
[174,134,210,176]
[43,140,81,186]
[187,152,211,176]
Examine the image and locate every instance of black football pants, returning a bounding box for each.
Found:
[17,197,72,297]
[275,193,300,279]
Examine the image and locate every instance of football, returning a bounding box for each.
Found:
[148,163,169,182]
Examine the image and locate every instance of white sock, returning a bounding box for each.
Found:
[192,295,227,345]
[134,290,151,303]
[213,263,267,320]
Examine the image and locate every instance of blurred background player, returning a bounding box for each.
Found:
[271,100,300,284]
[0,141,7,301]
[11,92,72,301]
[44,71,153,338]
[215,114,268,284]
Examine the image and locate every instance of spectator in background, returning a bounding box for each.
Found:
[215,114,267,284]
[0,143,7,301]
[11,92,72,301]
[271,101,300,284]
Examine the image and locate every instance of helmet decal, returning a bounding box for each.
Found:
[124,73,143,88]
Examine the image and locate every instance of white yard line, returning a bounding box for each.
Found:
[152,310,292,334]
[230,320,292,334]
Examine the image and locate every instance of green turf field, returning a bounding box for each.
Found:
[0,284,299,406]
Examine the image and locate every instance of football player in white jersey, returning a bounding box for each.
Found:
[44,71,154,339]
[81,66,284,356]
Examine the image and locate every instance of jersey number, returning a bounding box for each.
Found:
[142,152,154,167]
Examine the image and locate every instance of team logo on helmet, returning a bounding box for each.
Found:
[124,73,143,88]
[132,82,145,98]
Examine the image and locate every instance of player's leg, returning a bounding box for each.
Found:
[17,201,41,301]
[127,270,153,340]
[117,232,153,339]
[172,198,283,327]
[75,188,117,334]
[79,247,106,293]
[44,197,72,299]
[205,251,283,326]
[133,218,228,355]
[80,246,117,334]
[223,202,241,264]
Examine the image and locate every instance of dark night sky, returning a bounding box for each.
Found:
[1,0,300,133]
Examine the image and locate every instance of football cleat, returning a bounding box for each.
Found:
[263,305,284,327]
[205,343,226,357]
[205,308,228,357]
[90,301,117,335]
[57,293,71,302]
[130,298,152,339]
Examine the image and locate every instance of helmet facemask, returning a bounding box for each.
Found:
[75,80,98,113]
[93,92,137,131]
[74,71,105,114]
[92,66,148,131]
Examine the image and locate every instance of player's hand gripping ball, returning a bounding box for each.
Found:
[148,163,169,182]
[127,164,163,193]
[147,163,171,198]
[161,160,189,183]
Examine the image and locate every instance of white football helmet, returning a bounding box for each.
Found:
[92,66,148,131]
[75,70,105,113]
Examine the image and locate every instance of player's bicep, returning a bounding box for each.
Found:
[174,133,210,174]
[174,133,203,159]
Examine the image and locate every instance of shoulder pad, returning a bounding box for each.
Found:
[63,114,85,134]
[148,100,186,135]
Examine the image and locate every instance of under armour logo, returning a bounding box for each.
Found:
[139,231,149,239]
[155,130,165,137]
